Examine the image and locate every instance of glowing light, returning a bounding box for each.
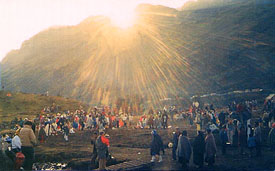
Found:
[106,10,137,29]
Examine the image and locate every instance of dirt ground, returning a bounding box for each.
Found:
[31,119,275,171]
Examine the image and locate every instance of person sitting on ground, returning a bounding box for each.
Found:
[177,130,192,168]
[150,130,164,163]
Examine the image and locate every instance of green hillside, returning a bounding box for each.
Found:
[1,0,274,105]
[0,91,86,122]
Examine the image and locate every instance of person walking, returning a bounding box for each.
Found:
[19,121,37,170]
[172,127,180,160]
[150,130,164,163]
[193,131,205,168]
[96,130,110,170]
[205,129,217,167]
[177,130,192,168]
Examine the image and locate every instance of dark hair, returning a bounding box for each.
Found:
[182,130,187,136]
[207,129,212,134]
[24,121,33,126]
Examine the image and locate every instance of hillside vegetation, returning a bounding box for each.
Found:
[0,91,86,122]
[1,0,274,105]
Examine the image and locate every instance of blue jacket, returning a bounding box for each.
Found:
[248,136,256,148]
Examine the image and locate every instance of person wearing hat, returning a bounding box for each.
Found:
[205,129,217,167]
[193,131,205,168]
[150,130,164,163]
[177,130,192,168]
[268,123,275,151]
[19,121,37,170]
[172,127,180,160]
[96,130,110,170]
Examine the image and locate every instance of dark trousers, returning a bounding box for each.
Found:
[21,146,34,170]
[256,142,261,156]
[221,143,226,155]
[172,146,177,160]
[179,157,189,168]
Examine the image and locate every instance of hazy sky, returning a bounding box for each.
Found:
[0,0,191,61]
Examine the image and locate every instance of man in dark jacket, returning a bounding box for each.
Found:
[177,130,192,168]
[90,132,98,165]
[96,130,109,170]
[193,131,205,168]
[172,127,180,160]
[150,130,164,162]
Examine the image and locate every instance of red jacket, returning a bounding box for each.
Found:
[101,136,110,147]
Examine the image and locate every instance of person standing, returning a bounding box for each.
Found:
[12,130,22,153]
[238,125,246,155]
[150,130,164,162]
[177,130,192,168]
[219,125,228,155]
[38,126,46,144]
[193,131,205,168]
[172,127,180,160]
[254,122,262,157]
[19,121,37,170]
[268,123,275,151]
[96,130,110,170]
[162,112,168,129]
[205,129,217,167]
[91,132,98,165]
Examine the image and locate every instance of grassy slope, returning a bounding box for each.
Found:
[0,91,86,122]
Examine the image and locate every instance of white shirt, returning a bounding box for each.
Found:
[12,135,22,149]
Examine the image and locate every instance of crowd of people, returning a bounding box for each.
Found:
[0,97,274,170]
[149,99,275,169]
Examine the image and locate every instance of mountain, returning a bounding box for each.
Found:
[1,1,274,106]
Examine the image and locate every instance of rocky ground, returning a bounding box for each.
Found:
[31,119,275,171]
[1,118,274,170]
